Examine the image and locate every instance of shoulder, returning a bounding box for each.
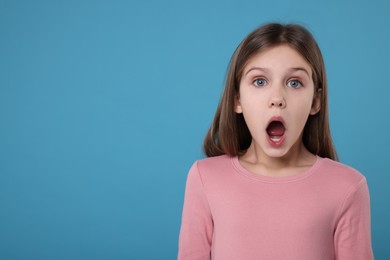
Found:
[196,154,232,168]
[188,154,234,184]
[316,157,367,191]
[319,157,365,179]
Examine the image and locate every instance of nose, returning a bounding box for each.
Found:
[268,96,286,109]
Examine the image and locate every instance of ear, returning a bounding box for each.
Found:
[310,90,321,115]
[235,94,243,114]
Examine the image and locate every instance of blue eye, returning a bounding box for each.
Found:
[253,78,267,87]
[287,80,302,88]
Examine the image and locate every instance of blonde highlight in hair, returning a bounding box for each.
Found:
[203,23,338,160]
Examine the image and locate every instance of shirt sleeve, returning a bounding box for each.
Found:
[334,177,374,259]
[178,161,213,260]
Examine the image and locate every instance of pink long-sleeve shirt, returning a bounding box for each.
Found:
[178,155,374,260]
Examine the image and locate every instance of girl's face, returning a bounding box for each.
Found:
[235,45,320,159]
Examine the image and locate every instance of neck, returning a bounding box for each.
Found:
[239,140,316,176]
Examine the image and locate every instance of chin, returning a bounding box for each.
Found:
[266,151,289,159]
[263,147,291,158]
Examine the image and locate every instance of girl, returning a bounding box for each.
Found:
[178,23,374,259]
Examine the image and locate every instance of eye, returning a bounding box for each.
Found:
[287,79,302,88]
[253,78,267,87]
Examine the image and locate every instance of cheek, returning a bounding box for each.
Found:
[300,99,315,113]
[292,89,315,112]
[240,91,268,107]
[240,95,268,119]
[240,96,268,131]
[291,100,314,127]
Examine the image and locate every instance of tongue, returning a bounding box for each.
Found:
[267,121,285,136]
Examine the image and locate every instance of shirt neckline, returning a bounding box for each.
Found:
[231,155,322,183]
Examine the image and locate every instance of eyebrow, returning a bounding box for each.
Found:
[244,67,311,77]
[244,67,269,76]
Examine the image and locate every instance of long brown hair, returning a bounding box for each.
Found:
[203,23,338,160]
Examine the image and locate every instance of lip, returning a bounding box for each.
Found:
[266,116,286,127]
[267,134,286,147]
[266,116,286,147]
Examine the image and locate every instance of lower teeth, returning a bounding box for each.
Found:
[270,136,281,141]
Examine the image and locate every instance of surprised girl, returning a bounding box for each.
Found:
[178,23,374,260]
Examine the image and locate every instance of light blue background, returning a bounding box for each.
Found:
[1,0,389,259]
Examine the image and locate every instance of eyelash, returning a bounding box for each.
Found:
[251,78,304,88]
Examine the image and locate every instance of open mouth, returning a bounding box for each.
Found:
[266,119,286,144]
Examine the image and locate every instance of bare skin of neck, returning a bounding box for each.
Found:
[238,139,317,177]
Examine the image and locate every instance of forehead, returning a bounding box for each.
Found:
[243,45,312,75]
